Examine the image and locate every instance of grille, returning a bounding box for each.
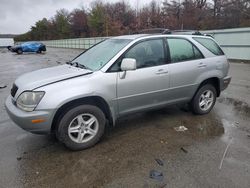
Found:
[11,84,18,97]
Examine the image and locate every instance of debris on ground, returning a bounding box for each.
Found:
[16,157,22,161]
[234,122,240,127]
[149,170,163,181]
[180,147,188,153]
[155,158,164,166]
[219,138,233,170]
[174,126,188,132]
[0,85,7,89]
[160,140,168,144]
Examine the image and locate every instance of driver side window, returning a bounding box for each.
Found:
[109,39,166,72]
[125,39,165,69]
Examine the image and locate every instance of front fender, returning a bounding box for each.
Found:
[34,72,117,122]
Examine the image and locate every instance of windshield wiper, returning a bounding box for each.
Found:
[66,61,74,66]
[66,62,91,71]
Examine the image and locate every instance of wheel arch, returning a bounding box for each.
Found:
[194,77,221,99]
[51,96,114,133]
[17,47,23,54]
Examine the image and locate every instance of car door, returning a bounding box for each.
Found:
[29,43,38,52]
[116,38,170,115]
[21,43,30,52]
[166,37,207,102]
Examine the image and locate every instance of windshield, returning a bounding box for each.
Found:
[72,39,131,71]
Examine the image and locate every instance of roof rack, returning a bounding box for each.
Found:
[171,30,214,38]
[135,28,171,34]
[136,28,213,37]
[171,30,202,35]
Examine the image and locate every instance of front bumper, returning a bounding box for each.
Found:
[220,76,231,91]
[5,96,53,134]
[41,45,46,51]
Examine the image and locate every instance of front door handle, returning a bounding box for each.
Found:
[156,69,168,75]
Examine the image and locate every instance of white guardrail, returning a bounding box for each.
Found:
[41,37,109,49]
[203,27,250,61]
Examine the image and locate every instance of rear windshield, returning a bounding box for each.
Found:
[193,37,224,56]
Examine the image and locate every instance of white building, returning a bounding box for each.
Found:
[0,38,14,47]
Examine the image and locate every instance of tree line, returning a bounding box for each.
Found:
[15,0,250,41]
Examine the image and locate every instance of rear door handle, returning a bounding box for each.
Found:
[156,69,168,75]
[198,62,207,68]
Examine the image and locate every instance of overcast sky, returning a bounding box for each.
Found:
[0,0,153,34]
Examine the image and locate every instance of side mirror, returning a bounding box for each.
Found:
[121,58,136,71]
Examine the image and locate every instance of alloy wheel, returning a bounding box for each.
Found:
[199,90,214,111]
[68,113,99,143]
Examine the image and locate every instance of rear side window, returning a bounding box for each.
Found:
[193,37,224,56]
[167,38,203,63]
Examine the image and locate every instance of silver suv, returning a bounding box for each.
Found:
[5,34,231,150]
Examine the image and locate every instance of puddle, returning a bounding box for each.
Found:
[216,97,250,144]
[218,97,250,115]
[195,117,224,137]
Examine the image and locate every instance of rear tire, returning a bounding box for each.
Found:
[191,84,216,115]
[56,105,106,151]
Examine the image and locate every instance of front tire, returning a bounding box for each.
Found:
[17,49,23,54]
[56,105,106,150]
[191,84,216,115]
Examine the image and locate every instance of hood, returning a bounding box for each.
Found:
[15,64,92,90]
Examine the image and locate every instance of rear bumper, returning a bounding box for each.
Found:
[220,76,231,91]
[5,96,53,134]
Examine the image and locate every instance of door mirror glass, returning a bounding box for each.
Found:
[121,58,136,71]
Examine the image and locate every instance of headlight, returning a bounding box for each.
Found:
[16,91,45,112]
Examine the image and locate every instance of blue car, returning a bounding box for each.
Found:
[9,42,46,54]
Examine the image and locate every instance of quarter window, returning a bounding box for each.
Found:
[167,38,203,63]
[193,37,224,56]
